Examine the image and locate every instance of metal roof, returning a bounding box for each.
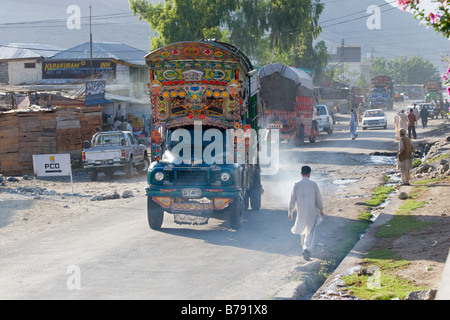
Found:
[48,42,148,66]
[0,43,62,60]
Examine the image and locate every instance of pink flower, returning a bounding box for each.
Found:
[443,74,448,80]
[447,87,450,95]
[397,0,412,4]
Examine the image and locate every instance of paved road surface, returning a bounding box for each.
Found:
[0,110,400,299]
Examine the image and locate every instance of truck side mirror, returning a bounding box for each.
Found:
[83,140,90,149]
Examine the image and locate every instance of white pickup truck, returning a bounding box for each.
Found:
[82,131,149,181]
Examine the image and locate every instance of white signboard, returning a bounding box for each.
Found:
[33,154,72,177]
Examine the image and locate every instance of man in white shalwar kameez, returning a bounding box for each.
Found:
[288,166,324,260]
[394,109,409,140]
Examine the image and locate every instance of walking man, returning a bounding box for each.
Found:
[407,108,417,139]
[288,166,324,260]
[349,109,358,140]
[397,129,414,185]
[419,105,428,128]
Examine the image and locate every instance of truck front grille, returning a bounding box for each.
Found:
[176,169,208,185]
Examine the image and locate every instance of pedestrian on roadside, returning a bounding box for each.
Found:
[407,108,417,139]
[412,103,419,126]
[419,105,428,128]
[288,166,324,261]
[349,109,358,140]
[395,109,409,140]
[439,98,445,118]
[445,99,449,112]
[397,129,414,185]
[357,103,364,123]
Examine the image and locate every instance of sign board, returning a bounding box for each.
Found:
[33,154,72,177]
[33,154,74,193]
[85,80,107,105]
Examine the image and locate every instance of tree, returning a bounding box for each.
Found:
[129,0,238,49]
[129,0,328,74]
[398,0,449,94]
[370,55,439,84]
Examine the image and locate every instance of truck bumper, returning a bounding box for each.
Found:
[146,186,240,214]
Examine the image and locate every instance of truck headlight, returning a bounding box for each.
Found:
[154,171,165,181]
[220,172,230,182]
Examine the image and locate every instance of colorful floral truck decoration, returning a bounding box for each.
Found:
[144,40,263,230]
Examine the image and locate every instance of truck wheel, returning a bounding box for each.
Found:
[228,197,242,229]
[250,168,262,211]
[147,197,164,230]
[137,156,150,175]
[296,127,305,146]
[250,188,261,211]
[126,158,134,178]
[89,169,98,181]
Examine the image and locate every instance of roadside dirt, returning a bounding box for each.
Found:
[311,117,450,300]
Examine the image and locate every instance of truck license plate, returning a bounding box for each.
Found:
[181,188,202,198]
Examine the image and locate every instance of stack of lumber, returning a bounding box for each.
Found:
[0,106,102,175]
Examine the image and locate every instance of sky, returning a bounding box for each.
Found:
[0,0,448,74]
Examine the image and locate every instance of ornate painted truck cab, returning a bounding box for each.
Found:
[145,40,262,230]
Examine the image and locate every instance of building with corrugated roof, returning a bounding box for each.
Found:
[0,43,62,85]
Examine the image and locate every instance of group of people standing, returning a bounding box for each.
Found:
[393,104,422,140]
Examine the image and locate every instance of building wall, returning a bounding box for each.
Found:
[7,59,42,85]
[0,62,9,84]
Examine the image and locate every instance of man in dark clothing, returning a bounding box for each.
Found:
[407,108,417,139]
[439,99,445,118]
[419,106,429,128]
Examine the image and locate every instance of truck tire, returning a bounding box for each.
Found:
[250,168,262,211]
[137,155,150,175]
[147,197,164,230]
[228,197,242,229]
[126,157,134,178]
[296,126,305,146]
[89,169,98,181]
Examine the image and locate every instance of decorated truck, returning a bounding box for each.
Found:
[259,63,317,145]
[423,79,442,103]
[369,76,394,110]
[144,40,262,230]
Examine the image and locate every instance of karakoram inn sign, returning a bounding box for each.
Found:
[42,59,116,80]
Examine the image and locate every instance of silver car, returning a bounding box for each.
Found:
[362,109,387,130]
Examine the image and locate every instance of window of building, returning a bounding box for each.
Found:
[24,62,36,69]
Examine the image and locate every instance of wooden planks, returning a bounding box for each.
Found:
[0,106,102,175]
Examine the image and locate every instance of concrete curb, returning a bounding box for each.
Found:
[311,186,407,299]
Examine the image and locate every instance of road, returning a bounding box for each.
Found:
[0,110,400,300]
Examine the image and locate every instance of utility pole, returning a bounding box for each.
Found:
[90,5,93,77]
[340,39,344,87]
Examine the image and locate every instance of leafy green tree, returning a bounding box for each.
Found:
[129,0,328,74]
[129,0,238,49]
[370,55,439,84]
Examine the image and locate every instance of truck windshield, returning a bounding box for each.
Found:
[162,128,232,165]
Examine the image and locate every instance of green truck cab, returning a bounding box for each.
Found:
[144,40,262,230]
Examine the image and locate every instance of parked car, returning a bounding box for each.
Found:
[82,131,149,181]
[362,109,387,130]
[418,103,439,119]
[315,104,334,134]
